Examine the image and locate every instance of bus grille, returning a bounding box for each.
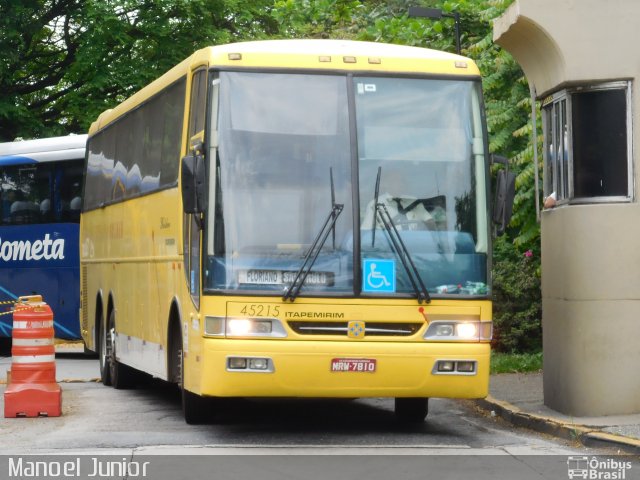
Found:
[287,321,422,337]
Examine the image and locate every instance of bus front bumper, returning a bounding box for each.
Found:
[195,339,490,399]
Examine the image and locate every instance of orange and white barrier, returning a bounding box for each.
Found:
[4,295,61,418]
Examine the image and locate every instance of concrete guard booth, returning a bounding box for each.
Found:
[494,0,640,416]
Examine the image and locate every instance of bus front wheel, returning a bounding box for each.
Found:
[176,341,211,424]
[394,398,429,423]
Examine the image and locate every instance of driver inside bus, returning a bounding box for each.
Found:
[361,170,437,231]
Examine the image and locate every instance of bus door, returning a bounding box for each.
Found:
[184,66,209,309]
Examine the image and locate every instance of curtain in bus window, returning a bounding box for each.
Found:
[143,92,164,192]
[85,136,99,210]
[126,107,145,196]
[100,129,116,203]
[85,133,112,210]
[159,80,185,186]
[189,70,207,137]
[111,121,130,201]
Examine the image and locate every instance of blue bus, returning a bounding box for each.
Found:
[0,134,86,340]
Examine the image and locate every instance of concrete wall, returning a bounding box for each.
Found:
[494,0,640,97]
[541,205,640,415]
[495,0,640,415]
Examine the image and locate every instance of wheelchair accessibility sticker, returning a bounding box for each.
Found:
[362,259,396,293]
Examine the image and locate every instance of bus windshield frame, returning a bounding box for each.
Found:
[204,69,490,300]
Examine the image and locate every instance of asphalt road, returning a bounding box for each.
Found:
[1,353,635,480]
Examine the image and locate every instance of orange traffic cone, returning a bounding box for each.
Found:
[4,295,61,417]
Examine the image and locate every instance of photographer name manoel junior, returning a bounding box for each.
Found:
[9,457,150,478]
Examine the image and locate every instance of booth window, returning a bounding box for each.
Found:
[542,82,631,203]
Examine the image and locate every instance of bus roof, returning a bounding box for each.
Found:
[90,39,481,135]
[0,134,87,166]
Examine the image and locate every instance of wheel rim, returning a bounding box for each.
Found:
[107,325,116,379]
[99,322,108,372]
[177,347,183,388]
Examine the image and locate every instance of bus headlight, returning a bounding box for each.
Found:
[227,318,253,335]
[434,324,454,337]
[205,316,287,338]
[424,321,492,342]
[455,323,477,339]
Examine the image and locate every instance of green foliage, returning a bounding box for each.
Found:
[272,0,365,38]
[490,351,542,374]
[0,0,278,141]
[491,235,541,353]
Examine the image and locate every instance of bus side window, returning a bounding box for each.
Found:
[188,68,208,145]
[57,160,83,223]
[184,67,208,309]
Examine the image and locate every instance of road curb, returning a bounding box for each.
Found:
[475,396,640,455]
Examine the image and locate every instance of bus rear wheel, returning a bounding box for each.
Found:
[98,318,111,386]
[107,310,137,389]
[394,398,429,423]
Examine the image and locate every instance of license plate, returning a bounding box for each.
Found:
[331,358,376,373]
[239,270,333,286]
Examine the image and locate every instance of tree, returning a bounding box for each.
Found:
[0,0,278,141]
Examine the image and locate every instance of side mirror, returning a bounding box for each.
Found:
[492,155,516,236]
[181,151,207,214]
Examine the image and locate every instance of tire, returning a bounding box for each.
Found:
[98,317,112,386]
[107,310,137,390]
[174,329,211,424]
[182,385,211,425]
[394,398,429,423]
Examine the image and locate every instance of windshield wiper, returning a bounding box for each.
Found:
[283,169,343,302]
[371,167,430,304]
[371,166,382,247]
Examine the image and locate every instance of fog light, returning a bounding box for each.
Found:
[456,361,476,373]
[456,323,478,339]
[437,361,455,372]
[228,357,247,369]
[248,358,269,370]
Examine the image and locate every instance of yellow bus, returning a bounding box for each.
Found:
[81,39,512,424]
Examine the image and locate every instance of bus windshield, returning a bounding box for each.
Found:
[206,71,489,297]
